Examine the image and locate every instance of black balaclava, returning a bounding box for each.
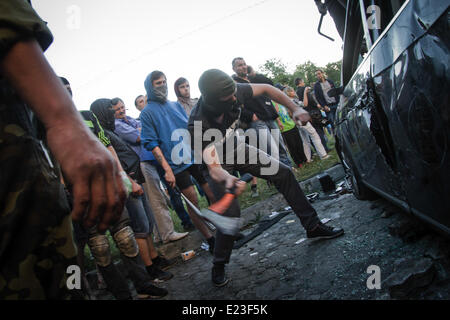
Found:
[90,98,116,131]
[198,69,237,118]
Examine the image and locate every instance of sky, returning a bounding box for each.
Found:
[33,0,343,119]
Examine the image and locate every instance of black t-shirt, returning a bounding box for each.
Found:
[296,86,306,102]
[187,83,253,152]
[232,75,278,122]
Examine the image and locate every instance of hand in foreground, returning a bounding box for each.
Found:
[47,121,127,233]
[293,108,311,126]
[211,168,246,197]
[2,39,127,233]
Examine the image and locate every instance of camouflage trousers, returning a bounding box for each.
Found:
[0,101,82,299]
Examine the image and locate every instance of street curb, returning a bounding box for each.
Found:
[156,164,345,260]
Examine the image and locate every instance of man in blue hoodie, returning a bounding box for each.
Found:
[140,71,216,250]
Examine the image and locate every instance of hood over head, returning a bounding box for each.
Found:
[144,71,168,104]
[90,98,115,131]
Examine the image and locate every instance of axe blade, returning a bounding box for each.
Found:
[200,208,243,236]
[177,189,243,236]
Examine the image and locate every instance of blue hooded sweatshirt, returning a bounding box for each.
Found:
[140,72,193,174]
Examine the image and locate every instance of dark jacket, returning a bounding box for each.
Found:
[296,86,306,102]
[232,75,279,124]
[106,129,145,184]
[314,78,337,107]
[89,99,145,184]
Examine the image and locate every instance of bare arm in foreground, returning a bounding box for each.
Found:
[1,40,127,232]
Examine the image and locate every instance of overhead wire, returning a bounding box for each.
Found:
[78,0,272,89]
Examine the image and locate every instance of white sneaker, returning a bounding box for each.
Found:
[164,231,189,243]
[321,155,330,160]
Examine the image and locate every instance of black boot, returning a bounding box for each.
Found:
[146,264,173,282]
[136,284,168,299]
[211,264,229,287]
[97,264,132,300]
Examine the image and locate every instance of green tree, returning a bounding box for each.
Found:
[259,58,291,85]
[292,60,320,87]
[257,58,342,88]
[324,60,341,86]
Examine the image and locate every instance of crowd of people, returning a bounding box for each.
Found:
[0,1,344,300]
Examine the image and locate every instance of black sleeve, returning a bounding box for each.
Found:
[240,108,254,124]
[236,83,255,123]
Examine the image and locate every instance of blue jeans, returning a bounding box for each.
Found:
[326,103,338,128]
[126,188,155,238]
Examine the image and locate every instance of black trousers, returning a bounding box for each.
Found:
[281,127,307,166]
[202,138,320,265]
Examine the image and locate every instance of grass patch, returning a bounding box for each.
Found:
[235,134,339,211]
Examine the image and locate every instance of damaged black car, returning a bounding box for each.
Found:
[327,0,450,235]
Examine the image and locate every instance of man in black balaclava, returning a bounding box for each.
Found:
[187,69,344,287]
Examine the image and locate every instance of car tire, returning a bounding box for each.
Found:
[337,138,378,201]
[348,167,378,201]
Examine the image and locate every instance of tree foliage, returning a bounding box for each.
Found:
[259,58,291,85]
[259,58,342,88]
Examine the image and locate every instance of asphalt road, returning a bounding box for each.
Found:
[90,179,450,301]
[158,189,450,300]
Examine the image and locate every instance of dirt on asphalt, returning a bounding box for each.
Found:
[90,182,450,300]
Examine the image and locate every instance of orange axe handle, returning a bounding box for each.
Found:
[208,173,253,215]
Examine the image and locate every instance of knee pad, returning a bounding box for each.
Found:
[88,234,111,267]
[113,226,139,258]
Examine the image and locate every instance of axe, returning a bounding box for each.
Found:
[175,173,253,236]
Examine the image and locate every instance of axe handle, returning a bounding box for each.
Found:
[209,173,253,215]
